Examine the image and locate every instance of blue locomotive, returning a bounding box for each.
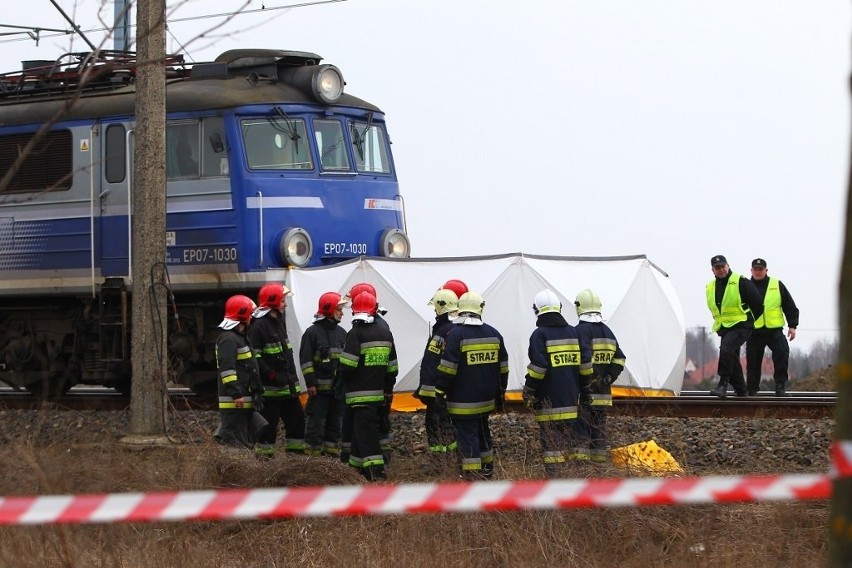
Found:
[0,49,410,396]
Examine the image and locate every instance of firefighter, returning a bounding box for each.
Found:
[441,279,469,301]
[246,283,305,457]
[340,282,394,465]
[300,291,349,456]
[214,295,268,452]
[415,287,461,470]
[524,289,593,477]
[571,289,626,464]
[338,291,398,481]
[435,291,508,480]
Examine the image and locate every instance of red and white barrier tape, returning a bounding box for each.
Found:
[0,473,831,526]
[831,440,852,479]
[1,440,849,526]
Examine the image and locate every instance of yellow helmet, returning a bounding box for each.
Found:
[574,289,602,315]
[428,288,459,316]
[457,291,485,316]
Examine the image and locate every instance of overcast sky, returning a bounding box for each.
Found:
[1,1,849,351]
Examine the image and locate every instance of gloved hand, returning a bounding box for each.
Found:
[434,389,448,413]
[606,373,618,386]
[494,389,506,412]
[522,386,536,410]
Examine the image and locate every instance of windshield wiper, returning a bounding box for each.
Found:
[352,112,374,160]
[269,106,301,153]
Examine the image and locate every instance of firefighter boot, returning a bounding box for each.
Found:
[775,382,790,397]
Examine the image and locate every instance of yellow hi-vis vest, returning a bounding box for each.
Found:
[706,273,748,332]
[754,278,783,329]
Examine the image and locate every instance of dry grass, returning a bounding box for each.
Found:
[0,436,829,568]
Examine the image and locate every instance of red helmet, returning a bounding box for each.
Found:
[347,282,377,301]
[258,283,291,309]
[352,291,378,316]
[442,279,468,299]
[223,295,256,324]
[317,291,348,318]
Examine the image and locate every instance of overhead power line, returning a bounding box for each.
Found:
[0,0,346,45]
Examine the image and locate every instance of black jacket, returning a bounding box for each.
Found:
[299,318,347,393]
[246,312,300,399]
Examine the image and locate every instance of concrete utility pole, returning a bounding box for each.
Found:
[829,72,852,564]
[121,0,169,445]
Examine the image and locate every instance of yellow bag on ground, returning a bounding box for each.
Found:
[610,439,684,476]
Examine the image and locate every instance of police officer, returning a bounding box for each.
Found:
[338,291,398,481]
[214,295,267,451]
[745,258,799,397]
[247,283,305,457]
[706,255,764,398]
[572,289,625,464]
[435,292,508,480]
[524,289,593,477]
[415,287,461,470]
[300,291,349,456]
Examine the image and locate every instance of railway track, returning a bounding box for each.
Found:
[0,387,837,418]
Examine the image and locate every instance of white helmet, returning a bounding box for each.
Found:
[457,291,485,316]
[533,289,562,316]
[575,289,603,315]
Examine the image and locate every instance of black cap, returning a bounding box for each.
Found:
[710,255,727,267]
[751,258,767,268]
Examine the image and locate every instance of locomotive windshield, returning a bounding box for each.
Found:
[350,121,390,174]
[242,117,312,170]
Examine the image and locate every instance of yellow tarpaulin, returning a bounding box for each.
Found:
[610,439,683,476]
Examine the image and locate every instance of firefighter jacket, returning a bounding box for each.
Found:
[524,312,593,422]
[416,312,454,399]
[299,318,347,394]
[338,320,398,406]
[706,271,764,333]
[215,328,262,411]
[246,312,300,399]
[575,319,626,407]
[436,318,509,417]
[751,276,799,333]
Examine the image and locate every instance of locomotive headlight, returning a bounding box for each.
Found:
[313,65,344,104]
[279,64,344,104]
[278,227,313,267]
[379,228,410,258]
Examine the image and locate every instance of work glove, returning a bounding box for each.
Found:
[434,389,448,413]
[522,386,536,410]
[494,389,506,412]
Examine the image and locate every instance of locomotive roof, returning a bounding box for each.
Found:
[0,49,382,126]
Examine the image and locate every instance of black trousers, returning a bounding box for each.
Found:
[423,397,455,452]
[717,327,751,394]
[745,329,790,391]
[349,405,385,478]
[304,394,344,455]
[258,397,305,451]
[451,414,493,476]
